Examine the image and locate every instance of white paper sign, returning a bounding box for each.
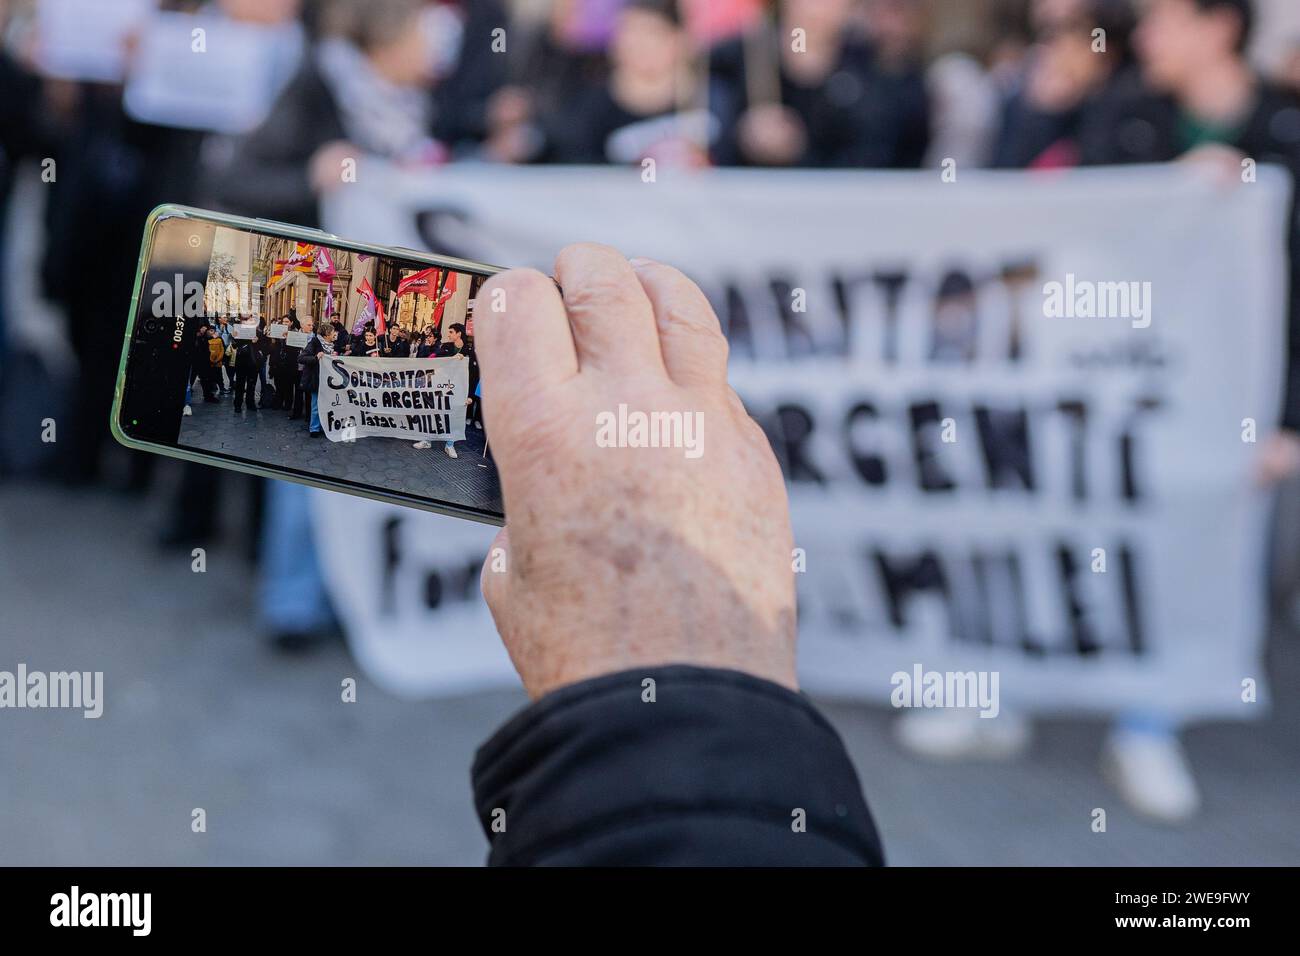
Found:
[232,324,257,340]
[267,323,289,339]
[285,331,311,348]
[123,12,302,134]
[34,0,156,83]
[322,165,1288,718]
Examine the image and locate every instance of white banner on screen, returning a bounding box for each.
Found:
[320,165,1288,718]
[318,355,468,444]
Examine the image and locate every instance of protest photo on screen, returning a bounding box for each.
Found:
[175,225,498,514]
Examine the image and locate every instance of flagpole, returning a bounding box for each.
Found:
[743,5,780,109]
[388,291,398,350]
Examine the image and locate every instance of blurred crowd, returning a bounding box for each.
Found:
[3,0,1300,827]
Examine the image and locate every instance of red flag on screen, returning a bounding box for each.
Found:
[397,267,439,298]
[432,270,457,326]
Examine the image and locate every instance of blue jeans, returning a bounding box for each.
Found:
[309,392,321,433]
[258,480,335,634]
[1116,710,1178,738]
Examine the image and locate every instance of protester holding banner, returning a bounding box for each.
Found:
[389,326,412,358]
[329,318,349,355]
[991,0,1138,169]
[898,0,1195,823]
[477,0,617,165]
[411,323,471,458]
[707,0,927,168]
[463,331,482,431]
[860,0,932,168]
[416,329,439,358]
[349,328,383,358]
[875,0,1300,825]
[298,323,337,437]
[1078,0,1300,482]
[548,0,706,166]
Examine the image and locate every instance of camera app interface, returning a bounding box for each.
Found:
[153,221,499,515]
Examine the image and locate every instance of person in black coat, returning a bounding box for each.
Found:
[416,328,439,358]
[258,333,280,408]
[275,317,303,415]
[200,61,344,230]
[231,332,260,414]
[349,328,381,358]
[546,0,695,166]
[449,326,481,430]
[387,326,412,358]
[297,324,337,435]
[991,0,1138,169]
[330,319,350,355]
[707,0,923,169]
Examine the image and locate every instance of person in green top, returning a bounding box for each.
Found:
[1081,0,1300,486]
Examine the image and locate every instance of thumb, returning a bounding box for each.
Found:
[480,524,511,615]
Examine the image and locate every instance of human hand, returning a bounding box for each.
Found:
[309,140,357,195]
[1256,430,1300,485]
[738,104,807,166]
[473,244,797,699]
[1179,143,1249,188]
[1026,43,1098,111]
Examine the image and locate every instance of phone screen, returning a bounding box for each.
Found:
[115,211,503,522]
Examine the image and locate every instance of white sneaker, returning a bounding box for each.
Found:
[444,445,458,459]
[1101,730,1200,824]
[893,708,1031,760]
[183,405,193,416]
[412,441,432,449]
[474,421,482,429]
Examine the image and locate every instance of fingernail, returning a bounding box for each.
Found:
[629,257,653,269]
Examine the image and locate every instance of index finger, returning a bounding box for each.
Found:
[554,243,665,378]
[474,268,578,398]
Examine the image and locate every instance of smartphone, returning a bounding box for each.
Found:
[112,204,506,525]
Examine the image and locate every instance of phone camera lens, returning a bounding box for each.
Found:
[142,319,161,335]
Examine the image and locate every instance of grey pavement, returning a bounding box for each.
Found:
[178,387,501,513]
[2,478,1298,866]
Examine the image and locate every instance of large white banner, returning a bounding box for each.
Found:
[318,355,468,444]
[321,164,1289,718]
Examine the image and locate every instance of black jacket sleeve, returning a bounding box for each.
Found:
[471,665,884,866]
[200,62,345,229]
